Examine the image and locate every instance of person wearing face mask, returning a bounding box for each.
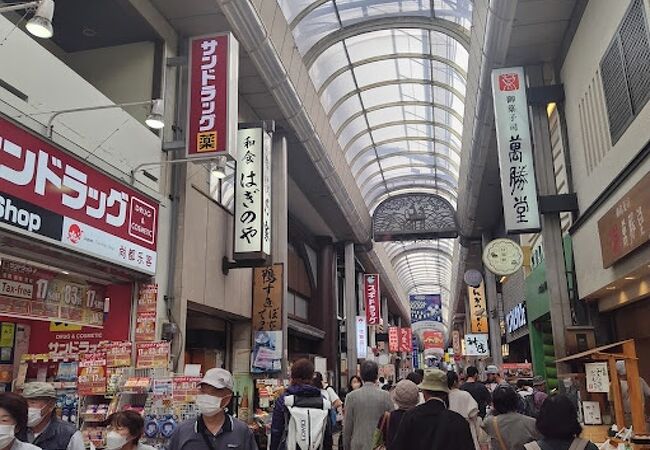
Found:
[104,411,155,450]
[167,368,257,450]
[22,383,84,450]
[0,392,41,450]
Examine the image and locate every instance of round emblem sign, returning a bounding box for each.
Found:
[482,238,524,276]
[463,269,483,287]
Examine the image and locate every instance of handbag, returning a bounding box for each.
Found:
[371,412,391,450]
[493,416,509,450]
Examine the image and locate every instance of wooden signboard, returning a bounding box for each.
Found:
[252,264,283,331]
[598,172,650,268]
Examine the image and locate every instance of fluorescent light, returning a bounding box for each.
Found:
[145,99,165,129]
[26,0,54,39]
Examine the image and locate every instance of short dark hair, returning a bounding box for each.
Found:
[406,371,423,385]
[291,358,315,385]
[360,360,379,382]
[313,371,324,390]
[536,395,581,439]
[0,392,28,435]
[492,385,520,414]
[466,366,479,378]
[106,411,144,444]
[347,375,362,392]
[447,371,459,389]
[517,379,532,389]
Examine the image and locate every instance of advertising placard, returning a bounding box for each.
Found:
[409,294,443,338]
[422,330,444,352]
[251,330,282,374]
[101,341,132,368]
[186,33,238,159]
[137,284,157,313]
[491,67,541,233]
[0,117,158,274]
[135,342,169,369]
[468,281,489,334]
[356,316,367,359]
[388,327,399,353]
[363,274,381,325]
[135,311,156,342]
[172,376,202,403]
[399,328,412,353]
[78,352,107,395]
[252,264,283,332]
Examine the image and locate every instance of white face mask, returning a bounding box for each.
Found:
[105,431,129,450]
[27,407,44,427]
[196,394,225,417]
[0,424,15,449]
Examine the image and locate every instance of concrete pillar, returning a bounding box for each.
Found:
[344,243,357,376]
[526,66,572,371]
[316,238,337,373]
[381,297,389,331]
[272,133,289,374]
[482,233,503,366]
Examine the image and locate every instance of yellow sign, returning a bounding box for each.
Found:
[468,281,489,333]
[0,323,15,347]
[49,322,82,332]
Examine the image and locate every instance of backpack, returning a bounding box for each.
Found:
[280,393,332,450]
[519,393,540,418]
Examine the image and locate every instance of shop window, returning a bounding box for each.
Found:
[287,291,309,321]
[600,0,650,144]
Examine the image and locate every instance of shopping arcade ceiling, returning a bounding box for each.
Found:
[277,0,472,317]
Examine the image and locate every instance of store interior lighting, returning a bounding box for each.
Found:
[0,0,55,38]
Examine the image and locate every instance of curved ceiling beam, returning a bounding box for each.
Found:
[354,151,460,176]
[385,241,456,257]
[345,119,463,153]
[304,16,471,67]
[350,137,461,167]
[358,163,459,189]
[318,52,467,96]
[368,185,458,212]
[363,173,458,200]
[336,100,464,138]
[328,78,465,120]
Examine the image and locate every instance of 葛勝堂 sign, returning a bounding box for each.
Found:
[234,127,272,261]
[0,117,158,274]
[252,264,283,331]
[597,172,650,268]
[363,274,381,325]
[186,33,238,159]
[356,316,367,359]
[388,327,399,353]
[399,328,412,353]
[491,67,541,234]
[467,281,489,333]
[464,334,490,357]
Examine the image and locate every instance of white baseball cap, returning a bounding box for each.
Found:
[199,368,234,391]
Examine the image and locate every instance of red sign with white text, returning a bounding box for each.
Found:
[388,327,400,353]
[363,274,381,325]
[400,328,413,353]
[187,34,237,158]
[0,117,158,274]
[498,73,520,91]
[422,330,444,351]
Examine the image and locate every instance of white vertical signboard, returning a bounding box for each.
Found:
[356,316,367,359]
[491,67,541,233]
[234,128,272,260]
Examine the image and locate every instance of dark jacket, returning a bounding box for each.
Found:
[167,414,257,450]
[269,384,331,450]
[392,399,475,450]
[461,381,492,418]
[31,417,76,450]
[378,409,406,450]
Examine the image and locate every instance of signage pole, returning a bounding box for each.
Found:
[344,243,358,375]
[526,65,572,373]
[482,233,503,366]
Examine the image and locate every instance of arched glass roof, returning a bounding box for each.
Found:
[277,0,472,323]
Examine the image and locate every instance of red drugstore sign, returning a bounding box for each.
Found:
[186,33,238,159]
[399,328,412,352]
[388,327,400,353]
[0,117,158,274]
[363,274,381,325]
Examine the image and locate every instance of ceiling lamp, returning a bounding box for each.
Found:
[145,99,165,129]
[25,0,54,39]
[211,156,227,179]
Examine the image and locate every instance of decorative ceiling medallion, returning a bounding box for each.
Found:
[482,238,524,276]
[372,193,458,242]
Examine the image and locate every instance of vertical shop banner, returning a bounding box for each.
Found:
[464,334,490,357]
[491,67,541,233]
[78,352,107,395]
[135,342,170,369]
[234,127,272,260]
[468,282,489,333]
[252,264,283,331]
[0,118,159,274]
[388,327,400,353]
[363,274,381,325]
[399,328,412,353]
[452,330,462,356]
[186,33,238,159]
[422,330,444,353]
[356,316,367,359]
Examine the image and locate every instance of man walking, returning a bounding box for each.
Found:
[343,361,393,450]
[393,369,475,450]
[461,367,491,419]
[168,368,257,450]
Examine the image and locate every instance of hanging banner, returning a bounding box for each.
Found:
[0,118,158,275]
[234,127,272,260]
[388,327,400,353]
[464,334,490,357]
[422,330,444,352]
[468,281,489,334]
[491,67,541,233]
[252,264,283,331]
[399,328,412,353]
[363,274,381,325]
[135,342,169,369]
[409,294,443,339]
[452,330,462,356]
[356,316,367,359]
[186,33,238,159]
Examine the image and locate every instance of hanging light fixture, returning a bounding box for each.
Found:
[145,99,165,129]
[211,156,227,179]
[25,0,54,39]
